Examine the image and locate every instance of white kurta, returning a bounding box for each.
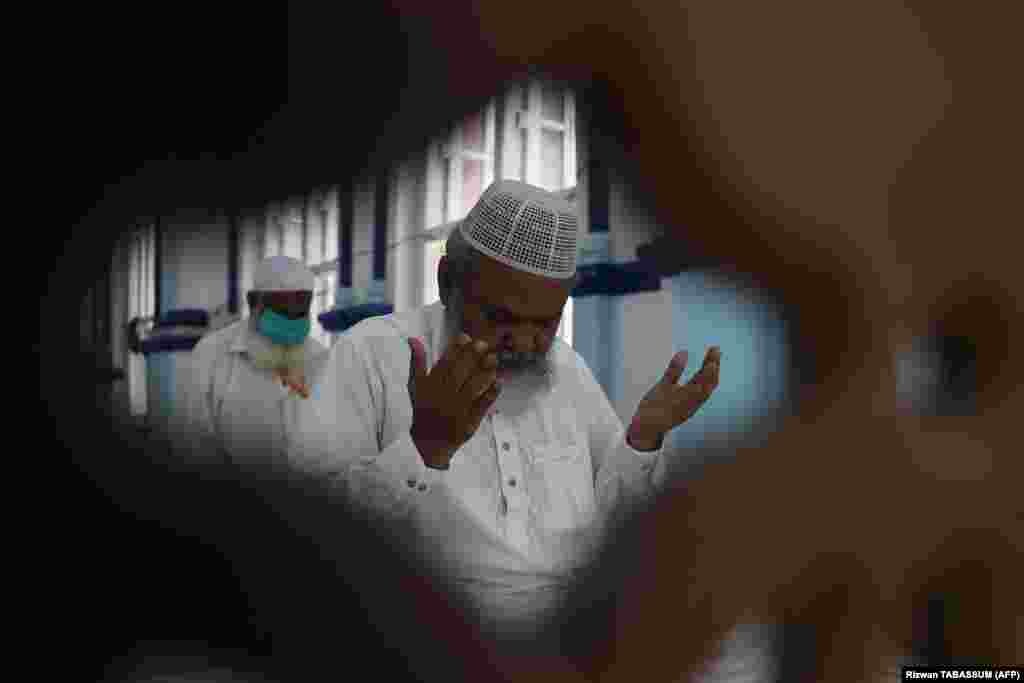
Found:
[180,319,329,473]
[290,301,670,630]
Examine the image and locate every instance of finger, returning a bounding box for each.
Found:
[706,356,720,389]
[703,346,722,368]
[685,363,719,401]
[465,381,502,435]
[684,370,716,399]
[673,384,711,424]
[436,333,475,387]
[662,350,689,386]
[463,366,499,402]
[691,348,721,388]
[450,337,491,392]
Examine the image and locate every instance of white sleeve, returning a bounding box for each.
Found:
[288,334,442,518]
[575,357,668,515]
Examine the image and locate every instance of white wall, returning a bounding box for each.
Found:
[603,172,674,425]
[165,210,231,312]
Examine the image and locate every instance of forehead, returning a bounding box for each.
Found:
[467,253,572,317]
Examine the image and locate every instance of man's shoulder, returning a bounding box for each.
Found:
[550,338,588,378]
[339,305,430,354]
[193,320,245,355]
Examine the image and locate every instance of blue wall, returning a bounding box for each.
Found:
[572,296,616,403]
[666,271,790,453]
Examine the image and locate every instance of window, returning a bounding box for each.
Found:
[263,202,282,258]
[239,213,264,319]
[280,202,304,261]
[309,264,337,348]
[556,295,573,349]
[302,188,341,347]
[503,79,577,192]
[426,101,498,226]
[422,230,449,306]
[127,224,156,416]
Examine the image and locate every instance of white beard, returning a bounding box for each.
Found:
[246,318,307,373]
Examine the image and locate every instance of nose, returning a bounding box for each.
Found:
[505,329,543,354]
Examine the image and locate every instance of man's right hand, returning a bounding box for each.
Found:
[407,333,501,470]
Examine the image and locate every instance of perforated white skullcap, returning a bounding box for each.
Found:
[458,180,580,279]
[252,255,316,292]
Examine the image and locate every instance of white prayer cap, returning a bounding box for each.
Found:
[252,255,316,292]
[458,180,580,279]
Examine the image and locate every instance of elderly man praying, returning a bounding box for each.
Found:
[181,255,329,475]
[291,180,721,644]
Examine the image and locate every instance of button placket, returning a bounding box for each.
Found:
[493,424,525,513]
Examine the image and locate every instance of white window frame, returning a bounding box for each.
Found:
[303,187,342,346]
[282,201,304,261]
[504,79,577,191]
[421,220,459,306]
[427,100,498,226]
[127,223,157,416]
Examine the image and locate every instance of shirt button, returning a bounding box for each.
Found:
[502,442,510,451]
[508,478,517,487]
[407,478,417,488]
[417,483,427,492]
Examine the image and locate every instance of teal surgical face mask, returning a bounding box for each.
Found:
[257,308,311,346]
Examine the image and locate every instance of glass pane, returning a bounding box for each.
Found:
[462,158,485,213]
[540,81,565,121]
[423,239,445,305]
[283,213,303,260]
[319,209,329,262]
[558,296,574,348]
[442,157,452,221]
[306,208,323,266]
[519,127,529,182]
[264,220,277,257]
[541,128,565,191]
[462,110,487,153]
[144,228,154,316]
[324,201,338,262]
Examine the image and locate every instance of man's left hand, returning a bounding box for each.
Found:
[276,368,310,399]
[628,347,722,449]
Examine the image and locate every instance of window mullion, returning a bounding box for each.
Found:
[525,80,543,187]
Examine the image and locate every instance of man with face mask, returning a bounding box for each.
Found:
[180,255,329,476]
[290,180,721,648]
